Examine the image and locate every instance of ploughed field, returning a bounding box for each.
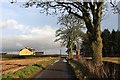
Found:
[1,57,55,75]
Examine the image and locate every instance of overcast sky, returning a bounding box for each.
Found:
[0,1,119,54]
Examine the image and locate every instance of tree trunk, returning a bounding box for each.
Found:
[76,49,80,59]
[83,2,103,66]
[68,45,73,59]
[92,34,103,66]
[92,6,103,66]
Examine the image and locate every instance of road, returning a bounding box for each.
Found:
[33,58,78,80]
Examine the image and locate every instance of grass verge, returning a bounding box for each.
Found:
[2,57,59,79]
[69,59,91,80]
[69,58,120,80]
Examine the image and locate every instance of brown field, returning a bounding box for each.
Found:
[1,56,119,76]
[103,57,120,64]
[0,57,55,75]
[84,57,120,64]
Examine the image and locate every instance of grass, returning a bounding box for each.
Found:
[70,59,92,80]
[2,65,40,78]
[2,57,59,79]
[70,57,120,80]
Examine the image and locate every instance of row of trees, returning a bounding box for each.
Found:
[55,14,85,59]
[24,0,106,65]
[102,29,120,56]
[18,0,120,66]
[82,29,120,57]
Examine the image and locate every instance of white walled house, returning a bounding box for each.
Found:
[19,47,35,56]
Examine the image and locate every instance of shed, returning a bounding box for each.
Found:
[35,52,44,55]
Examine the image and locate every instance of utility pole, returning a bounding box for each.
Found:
[60,49,61,58]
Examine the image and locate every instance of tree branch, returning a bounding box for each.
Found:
[110,0,120,14]
[69,11,83,19]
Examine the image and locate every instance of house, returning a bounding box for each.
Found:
[19,47,35,55]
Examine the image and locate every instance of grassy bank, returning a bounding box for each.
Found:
[70,59,91,80]
[69,57,119,80]
[2,57,59,79]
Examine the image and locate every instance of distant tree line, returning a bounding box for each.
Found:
[81,29,120,57]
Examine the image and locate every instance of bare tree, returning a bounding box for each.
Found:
[55,14,85,59]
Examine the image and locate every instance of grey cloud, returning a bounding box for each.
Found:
[1,26,66,54]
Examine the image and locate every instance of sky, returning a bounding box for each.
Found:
[0,1,119,54]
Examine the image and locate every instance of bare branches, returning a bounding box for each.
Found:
[110,0,120,14]
[97,1,104,11]
[23,1,85,18]
[58,14,85,29]
[22,0,119,33]
[55,14,85,48]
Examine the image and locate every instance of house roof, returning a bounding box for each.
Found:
[20,47,35,52]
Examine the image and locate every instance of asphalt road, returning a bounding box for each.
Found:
[33,58,78,80]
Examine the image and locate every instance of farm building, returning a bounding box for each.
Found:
[35,52,44,55]
[19,47,35,55]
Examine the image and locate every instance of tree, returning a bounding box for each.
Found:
[55,14,85,59]
[82,29,120,57]
[115,30,120,56]
[21,0,120,66]
[81,33,93,57]
[101,29,111,56]
[110,29,120,56]
[116,30,120,56]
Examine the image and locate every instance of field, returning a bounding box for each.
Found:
[84,57,120,64]
[1,57,57,75]
[1,55,119,79]
[103,57,120,64]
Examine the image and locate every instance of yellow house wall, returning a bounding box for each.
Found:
[19,49,33,55]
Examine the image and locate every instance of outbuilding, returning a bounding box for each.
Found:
[35,52,44,55]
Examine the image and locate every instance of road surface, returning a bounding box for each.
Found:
[33,58,78,80]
